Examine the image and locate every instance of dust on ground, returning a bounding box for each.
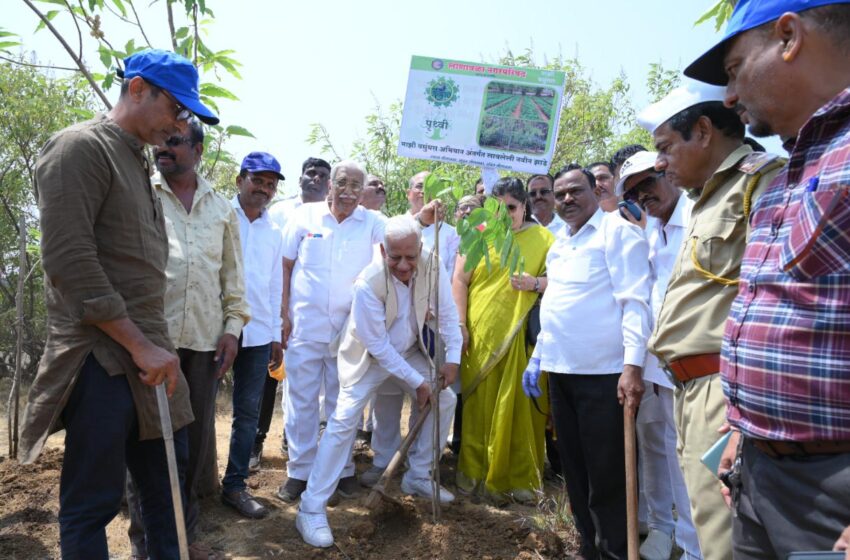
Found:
[0,389,579,559]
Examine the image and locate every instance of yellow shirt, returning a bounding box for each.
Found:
[649,145,783,364]
[154,173,250,351]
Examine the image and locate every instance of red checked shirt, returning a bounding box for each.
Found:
[721,87,850,442]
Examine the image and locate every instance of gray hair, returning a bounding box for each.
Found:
[330,159,367,185]
[383,215,421,246]
[408,170,430,189]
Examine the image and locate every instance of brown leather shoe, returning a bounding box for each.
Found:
[221,489,268,519]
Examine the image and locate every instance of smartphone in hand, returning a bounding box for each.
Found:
[618,199,642,221]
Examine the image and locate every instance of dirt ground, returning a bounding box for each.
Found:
[0,388,580,559]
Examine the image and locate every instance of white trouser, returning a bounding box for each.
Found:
[636,384,703,559]
[284,337,353,481]
[370,379,406,468]
[300,351,456,514]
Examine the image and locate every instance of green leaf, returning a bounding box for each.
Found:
[34,10,60,33]
[199,83,238,100]
[111,0,127,16]
[466,208,488,228]
[102,72,114,90]
[124,38,136,56]
[499,231,513,268]
[98,45,112,70]
[509,246,520,275]
[225,125,254,138]
[484,197,500,213]
[175,26,190,40]
[0,41,21,51]
[482,240,492,273]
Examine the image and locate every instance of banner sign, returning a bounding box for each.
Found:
[398,56,566,174]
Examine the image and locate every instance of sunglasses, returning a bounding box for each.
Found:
[164,136,192,148]
[162,89,192,121]
[528,188,553,198]
[506,203,519,212]
[623,174,661,203]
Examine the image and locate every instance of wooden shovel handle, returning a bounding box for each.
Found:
[624,401,639,560]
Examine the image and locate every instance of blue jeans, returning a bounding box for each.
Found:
[59,354,188,560]
[222,342,271,492]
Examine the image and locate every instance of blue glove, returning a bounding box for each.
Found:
[522,357,542,398]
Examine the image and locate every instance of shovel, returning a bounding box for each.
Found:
[155,383,190,560]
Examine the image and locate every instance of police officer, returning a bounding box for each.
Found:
[637,79,784,560]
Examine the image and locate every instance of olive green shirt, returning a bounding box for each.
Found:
[19,114,193,464]
[648,144,783,364]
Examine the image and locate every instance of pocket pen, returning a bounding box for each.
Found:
[805,176,820,192]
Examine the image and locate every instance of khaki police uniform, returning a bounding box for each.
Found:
[649,144,784,560]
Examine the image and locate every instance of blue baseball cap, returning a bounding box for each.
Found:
[685,0,850,85]
[118,49,219,125]
[240,152,285,181]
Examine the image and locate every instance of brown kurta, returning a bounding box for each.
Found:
[18,114,193,464]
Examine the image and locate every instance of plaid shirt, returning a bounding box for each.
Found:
[722,87,850,442]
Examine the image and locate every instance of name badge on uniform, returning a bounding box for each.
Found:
[306,232,323,238]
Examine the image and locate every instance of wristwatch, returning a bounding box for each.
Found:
[532,277,540,292]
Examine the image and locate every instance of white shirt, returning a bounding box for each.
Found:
[350,261,462,390]
[268,196,302,233]
[643,193,694,388]
[533,208,652,374]
[282,202,385,343]
[421,222,460,279]
[230,197,284,347]
[534,213,566,236]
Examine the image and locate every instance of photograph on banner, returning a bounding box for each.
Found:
[398,56,566,174]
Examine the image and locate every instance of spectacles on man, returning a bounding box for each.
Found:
[333,178,363,194]
[161,89,192,121]
[164,136,192,148]
[623,173,661,203]
[247,174,278,191]
[528,188,553,198]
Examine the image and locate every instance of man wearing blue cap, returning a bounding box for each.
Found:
[220,152,285,519]
[685,1,850,556]
[18,48,217,559]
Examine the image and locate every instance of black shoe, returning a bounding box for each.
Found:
[335,475,360,499]
[276,477,307,503]
[221,489,268,519]
[249,442,262,473]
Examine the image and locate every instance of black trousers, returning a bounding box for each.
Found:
[549,372,627,560]
[60,354,188,560]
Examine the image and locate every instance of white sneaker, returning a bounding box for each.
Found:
[639,528,673,560]
[359,465,384,488]
[295,510,333,548]
[400,476,455,504]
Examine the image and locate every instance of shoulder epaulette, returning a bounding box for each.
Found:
[737,152,786,175]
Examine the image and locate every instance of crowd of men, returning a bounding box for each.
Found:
[14,0,850,558]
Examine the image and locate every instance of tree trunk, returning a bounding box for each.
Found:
[7,215,26,458]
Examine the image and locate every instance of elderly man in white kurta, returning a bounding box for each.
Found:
[277,160,386,503]
[296,216,461,548]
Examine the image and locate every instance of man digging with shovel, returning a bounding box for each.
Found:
[295,215,460,548]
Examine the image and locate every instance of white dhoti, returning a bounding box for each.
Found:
[284,336,353,481]
[370,381,406,469]
[637,384,703,559]
[300,351,456,514]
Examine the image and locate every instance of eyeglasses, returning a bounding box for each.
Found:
[333,178,363,194]
[161,89,192,121]
[528,188,552,198]
[164,136,191,148]
[506,203,519,212]
[623,174,661,203]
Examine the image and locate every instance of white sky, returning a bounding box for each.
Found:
[7,0,783,195]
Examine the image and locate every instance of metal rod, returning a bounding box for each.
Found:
[155,383,190,560]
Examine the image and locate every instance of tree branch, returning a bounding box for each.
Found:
[62,0,84,59]
[192,1,199,65]
[127,0,153,48]
[166,0,178,52]
[20,0,112,108]
[0,54,78,72]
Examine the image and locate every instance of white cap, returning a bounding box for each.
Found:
[616,151,658,195]
[637,78,727,133]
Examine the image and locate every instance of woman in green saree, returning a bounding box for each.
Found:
[452,177,554,502]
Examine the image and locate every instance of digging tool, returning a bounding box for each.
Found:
[155,383,190,560]
[364,397,433,510]
[430,216,442,522]
[624,401,639,560]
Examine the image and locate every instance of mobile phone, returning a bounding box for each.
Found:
[787,553,845,559]
[618,199,642,221]
[700,431,732,476]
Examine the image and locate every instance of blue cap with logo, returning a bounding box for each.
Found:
[118,48,219,125]
[240,151,285,181]
[685,0,850,85]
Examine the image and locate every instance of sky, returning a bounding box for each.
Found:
[6,0,783,196]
